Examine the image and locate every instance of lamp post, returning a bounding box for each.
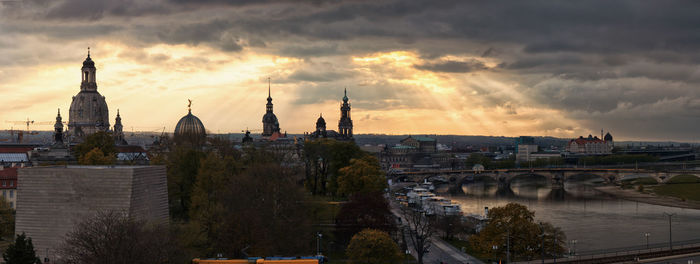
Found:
[569,240,577,256]
[317,232,323,256]
[492,245,499,264]
[663,212,676,250]
[644,233,650,249]
[540,222,545,264]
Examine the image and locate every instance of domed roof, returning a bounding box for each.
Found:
[604,132,613,141]
[174,109,206,144]
[316,114,326,126]
[263,112,278,124]
[83,52,95,68]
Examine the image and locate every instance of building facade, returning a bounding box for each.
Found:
[566,133,613,154]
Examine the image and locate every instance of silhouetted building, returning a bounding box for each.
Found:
[68,50,110,142]
[307,89,354,141]
[114,109,128,145]
[262,80,281,137]
[338,88,353,139]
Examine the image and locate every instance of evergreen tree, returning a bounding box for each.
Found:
[3,233,41,264]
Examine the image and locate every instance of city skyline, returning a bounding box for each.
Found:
[1,1,699,142]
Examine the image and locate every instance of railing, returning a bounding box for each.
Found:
[514,239,700,264]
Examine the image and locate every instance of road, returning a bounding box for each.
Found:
[641,252,700,264]
[390,198,484,264]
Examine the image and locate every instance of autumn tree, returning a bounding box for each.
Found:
[303,139,364,196]
[3,233,40,264]
[335,192,395,243]
[73,131,117,164]
[337,155,387,197]
[469,203,566,262]
[346,229,402,264]
[58,211,177,264]
[78,147,116,165]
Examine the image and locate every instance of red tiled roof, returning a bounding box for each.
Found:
[0,168,18,179]
[0,147,32,153]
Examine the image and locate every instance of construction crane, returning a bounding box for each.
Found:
[5,118,34,131]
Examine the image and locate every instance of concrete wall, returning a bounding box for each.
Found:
[15,166,168,262]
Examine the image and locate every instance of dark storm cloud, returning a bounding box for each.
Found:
[414,59,487,73]
[4,0,700,139]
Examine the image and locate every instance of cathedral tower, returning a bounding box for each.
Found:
[114,109,128,145]
[262,78,280,137]
[338,88,353,139]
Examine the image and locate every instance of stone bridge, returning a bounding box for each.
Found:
[392,168,699,187]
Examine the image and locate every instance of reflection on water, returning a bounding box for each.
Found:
[445,180,700,252]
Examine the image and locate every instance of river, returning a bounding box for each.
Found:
[438,179,700,254]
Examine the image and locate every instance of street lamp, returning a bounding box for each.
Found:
[569,240,577,256]
[644,233,650,249]
[492,245,499,264]
[317,232,323,256]
[663,212,676,250]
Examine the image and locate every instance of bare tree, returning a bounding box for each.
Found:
[58,211,178,264]
[400,206,436,264]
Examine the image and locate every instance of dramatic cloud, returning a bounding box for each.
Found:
[0,0,699,141]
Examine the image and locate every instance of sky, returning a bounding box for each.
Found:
[0,0,699,142]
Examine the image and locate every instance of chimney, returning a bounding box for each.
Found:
[484,206,489,217]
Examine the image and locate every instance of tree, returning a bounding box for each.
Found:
[73,131,116,164]
[166,146,205,220]
[400,206,436,264]
[0,197,15,241]
[436,215,464,240]
[211,160,315,257]
[78,147,116,165]
[3,233,40,264]
[187,152,239,256]
[336,192,396,243]
[303,139,364,196]
[59,211,176,264]
[346,229,402,264]
[469,203,566,262]
[337,155,387,197]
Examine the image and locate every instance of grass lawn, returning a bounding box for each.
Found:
[444,237,489,263]
[652,183,700,202]
[666,175,700,184]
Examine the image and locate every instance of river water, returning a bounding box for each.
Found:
[438,180,700,254]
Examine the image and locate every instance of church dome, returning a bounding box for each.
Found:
[604,132,613,142]
[316,114,326,127]
[263,112,278,124]
[83,55,95,68]
[174,109,206,145]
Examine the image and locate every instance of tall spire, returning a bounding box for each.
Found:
[268,77,271,99]
[87,47,91,58]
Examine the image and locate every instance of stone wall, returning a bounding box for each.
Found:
[15,166,168,262]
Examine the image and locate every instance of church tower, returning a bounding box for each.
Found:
[68,48,110,142]
[261,78,280,137]
[338,88,353,139]
[53,109,65,148]
[316,113,327,138]
[114,109,128,145]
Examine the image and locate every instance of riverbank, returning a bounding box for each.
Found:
[595,185,700,210]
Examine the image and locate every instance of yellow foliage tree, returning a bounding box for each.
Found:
[337,155,387,197]
[78,147,116,165]
[346,229,401,264]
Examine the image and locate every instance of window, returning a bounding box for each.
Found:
[9,202,13,208]
[2,190,5,197]
[9,181,13,187]
[1,181,5,187]
[10,190,14,198]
